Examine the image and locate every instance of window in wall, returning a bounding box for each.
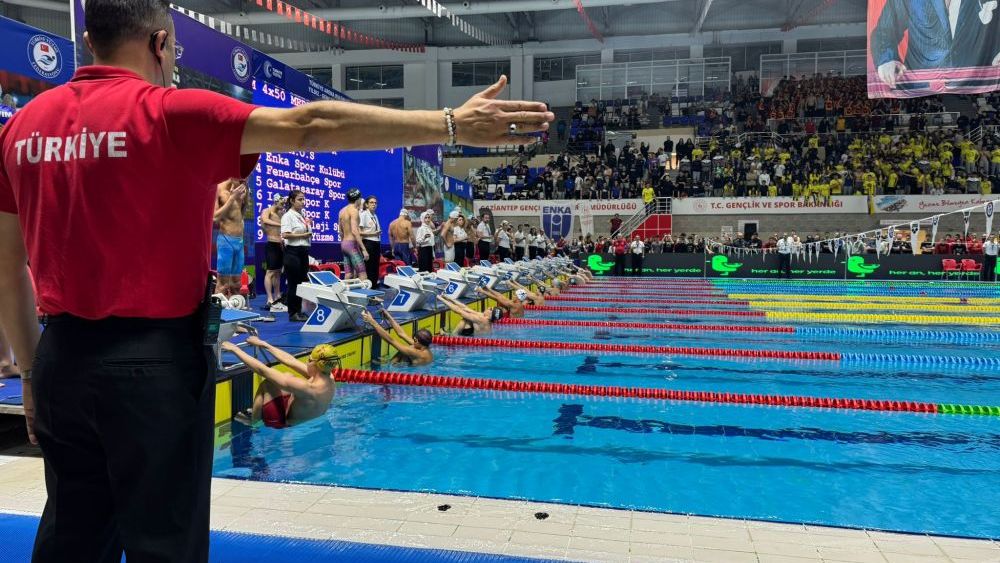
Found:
[297,66,333,87]
[533,53,601,82]
[798,37,867,53]
[452,60,511,87]
[345,65,404,90]
[613,47,690,64]
[703,42,781,72]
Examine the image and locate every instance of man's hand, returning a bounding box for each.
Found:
[246,335,265,347]
[877,61,906,88]
[361,310,374,324]
[221,341,239,354]
[229,183,248,202]
[22,382,36,445]
[454,76,554,147]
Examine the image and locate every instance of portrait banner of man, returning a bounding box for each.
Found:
[868,0,1000,98]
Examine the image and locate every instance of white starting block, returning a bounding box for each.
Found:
[383,265,448,312]
[435,262,483,299]
[495,259,525,284]
[295,271,385,333]
[470,260,506,291]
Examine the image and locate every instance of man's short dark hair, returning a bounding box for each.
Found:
[85,0,172,59]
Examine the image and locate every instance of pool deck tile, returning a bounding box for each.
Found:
[0,454,995,563]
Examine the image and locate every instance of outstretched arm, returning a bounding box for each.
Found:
[221,342,311,394]
[362,311,422,357]
[477,286,515,309]
[245,336,308,377]
[440,295,481,322]
[380,308,415,346]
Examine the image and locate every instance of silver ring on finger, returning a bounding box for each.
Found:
[509,123,518,133]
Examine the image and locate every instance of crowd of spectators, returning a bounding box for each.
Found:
[714,230,991,255]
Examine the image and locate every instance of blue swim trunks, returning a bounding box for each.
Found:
[216,234,245,276]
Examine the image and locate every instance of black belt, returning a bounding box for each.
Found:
[42,313,198,329]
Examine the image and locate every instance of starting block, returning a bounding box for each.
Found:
[295,271,385,333]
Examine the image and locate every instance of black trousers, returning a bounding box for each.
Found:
[631,254,643,276]
[529,247,540,260]
[498,247,511,261]
[985,254,997,282]
[283,246,309,317]
[418,245,434,272]
[465,242,475,266]
[515,247,525,261]
[453,241,466,267]
[362,239,381,285]
[32,315,214,563]
[614,254,627,276]
[478,240,492,262]
[778,253,791,279]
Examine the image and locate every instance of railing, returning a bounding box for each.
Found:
[576,58,732,102]
[765,112,959,132]
[613,197,670,238]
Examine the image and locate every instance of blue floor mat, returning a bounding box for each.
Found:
[0,379,21,405]
[0,513,564,563]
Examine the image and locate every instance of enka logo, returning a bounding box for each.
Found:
[710,255,742,276]
[846,256,879,278]
[541,205,572,240]
[231,47,250,82]
[28,35,61,80]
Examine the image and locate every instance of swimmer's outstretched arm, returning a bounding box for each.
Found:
[439,295,480,321]
[379,308,415,346]
[245,336,308,377]
[477,286,515,309]
[361,311,422,358]
[221,342,311,393]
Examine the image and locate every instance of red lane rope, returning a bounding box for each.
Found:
[332,368,937,414]
[547,296,750,306]
[526,305,765,317]
[433,335,838,361]
[496,317,796,334]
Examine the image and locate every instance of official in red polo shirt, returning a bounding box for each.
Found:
[0,2,553,561]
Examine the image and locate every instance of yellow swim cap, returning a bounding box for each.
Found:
[309,344,340,373]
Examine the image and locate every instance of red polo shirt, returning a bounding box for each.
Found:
[0,66,260,319]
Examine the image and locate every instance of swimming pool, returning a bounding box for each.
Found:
[213,278,1000,540]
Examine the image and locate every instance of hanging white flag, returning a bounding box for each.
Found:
[963,210,972,238]
[931,215,940,244]
[910,222,920,255]
[986,202,995,237]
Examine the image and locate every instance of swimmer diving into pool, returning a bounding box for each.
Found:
[439,294,496,335]
[361,308,434,366]
[221,338,338,429]
[475,285,525,317]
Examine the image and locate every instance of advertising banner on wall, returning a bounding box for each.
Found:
[588,252,979,280]
[0,16,75,126]
[872,195,1000,214]
[671,196,870,215]
[867,0,1000,99]
[474,199,643,218]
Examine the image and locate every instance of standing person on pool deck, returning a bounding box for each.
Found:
[477,212,494,261]
[281,190,313,322]
[221,339,338,429]
[612,234,628,276]
[415,210,436,272]
[388,208,416,265]
[260,194,287,311]
[629,234,645,277]
[359,196,383,286]
[776,233,793,279]
[451,213,469,267]
[464,215,478,264]
[338,188,369,282]
[476,285,526,318]
[360,308,434,366]
[0,1,553,559]
[213,178,249,296]
[984,234,999,282]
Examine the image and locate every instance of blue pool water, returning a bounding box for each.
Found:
[214,279,1000,539]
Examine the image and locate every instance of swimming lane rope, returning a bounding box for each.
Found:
[331,368,1000,416]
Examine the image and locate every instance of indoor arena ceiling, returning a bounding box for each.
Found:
[1,0,868,52]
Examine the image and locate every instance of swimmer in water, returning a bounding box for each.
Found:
[361,308,434,366]
[439,294,498,335]
[508,280,546,306]
[475,285,525,317]
[221,338,338,429]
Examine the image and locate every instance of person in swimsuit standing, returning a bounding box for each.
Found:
[361,308,433,366]
[213,178,249,296]
[338,188,369,280]
[260,194,286,311]
[388,208,416,265]
[221,338,338,429]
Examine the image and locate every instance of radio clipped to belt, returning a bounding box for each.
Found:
[201,272,223,346]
